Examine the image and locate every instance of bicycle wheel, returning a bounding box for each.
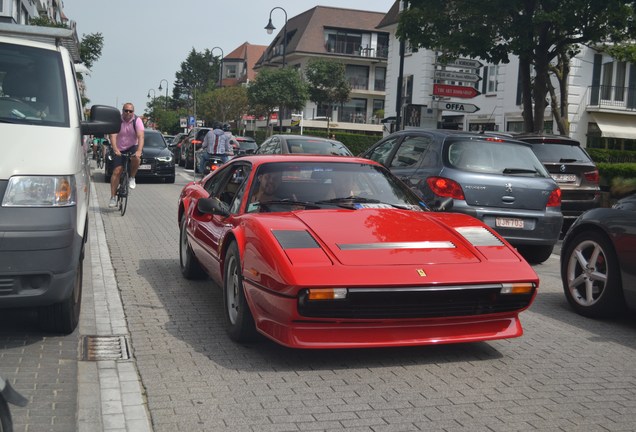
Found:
[97,153,104,169]
[118,169,129,216]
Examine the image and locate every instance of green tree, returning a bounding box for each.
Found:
[304,59,351,135]
[199,86,248,126]
[398,0,636,134]
[173,48,221,116]
[247,68,308,136]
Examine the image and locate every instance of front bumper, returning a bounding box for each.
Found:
[0,205,81,308]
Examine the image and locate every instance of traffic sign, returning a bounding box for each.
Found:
[437,58,484,69]
[434,101,480,113]
[434,70,481,83]
[433,84,481,99]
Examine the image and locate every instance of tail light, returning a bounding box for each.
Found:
[546,188,562,207]
[426,176,465,200]
[584,169,600,184]
[192,139,202,145]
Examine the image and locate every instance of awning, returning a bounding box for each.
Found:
[589,113,636,139]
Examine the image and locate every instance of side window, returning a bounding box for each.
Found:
[258,138,273,154]
[366,136,400,165]
[219,164,251,213]
[390,135,434,168]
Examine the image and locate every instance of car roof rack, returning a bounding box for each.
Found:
[0,22,80,63]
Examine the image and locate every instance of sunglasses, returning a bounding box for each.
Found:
[123,109,134,113]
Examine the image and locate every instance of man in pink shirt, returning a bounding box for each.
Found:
[108,103,145,208]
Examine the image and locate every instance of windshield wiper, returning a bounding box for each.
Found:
[316,196,410,210]
[259,199,321,210]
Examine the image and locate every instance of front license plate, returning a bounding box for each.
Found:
[496,217,524,229]
[551,173,577,183]
[139,164,151,170]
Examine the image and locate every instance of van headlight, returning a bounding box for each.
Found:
[2,175,77,207]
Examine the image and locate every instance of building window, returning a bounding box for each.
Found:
[601,62,613,100]
[325,30,362,55]
[226,64,237,78]
[487,65,498,93]
[374,67,386,91]
[340,98,367,123]
[403,75,413,105]
[345,65,369,90]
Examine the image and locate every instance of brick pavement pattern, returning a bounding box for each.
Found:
[91,168,636,432]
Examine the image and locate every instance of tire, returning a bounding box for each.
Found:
[518,244,554,264]
[561,231,624,318]
[223,242,258,343]
[0,397,12,432]
[179,216,206,279]
[38,258,82,334]
[118,171,128,216]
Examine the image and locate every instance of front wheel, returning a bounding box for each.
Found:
[561,231,624,318]
[38,258,82,334]
[223,242,257,343]
[179,216,205,279]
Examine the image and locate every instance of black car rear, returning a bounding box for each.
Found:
[515,134,601,224]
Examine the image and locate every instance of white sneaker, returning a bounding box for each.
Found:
[109,197,117,208]
[129,177,136,189]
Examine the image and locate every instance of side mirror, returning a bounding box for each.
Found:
[197,197,230,217]
[81,105,121,136]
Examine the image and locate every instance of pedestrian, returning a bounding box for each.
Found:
[108,103,144,208]
[199,122,231,173]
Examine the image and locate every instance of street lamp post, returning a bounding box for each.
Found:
[265,7,288,133]
[264,7,287,67]
[158,79,169,111]
[210,46,224,88]
[147,89,156,124]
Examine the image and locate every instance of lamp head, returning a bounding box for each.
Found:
[265,19,275,34]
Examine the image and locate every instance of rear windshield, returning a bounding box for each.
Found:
[529,143,591,163]
[447,139,549,177]
[286,138,352,156]
[0,42,69,127]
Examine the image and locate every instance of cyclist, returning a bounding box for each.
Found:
[108,103,144,208]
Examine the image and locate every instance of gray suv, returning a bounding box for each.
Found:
[514,134,601,228]
[362,129,563,264]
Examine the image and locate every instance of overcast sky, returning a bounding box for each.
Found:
[62,0,395,115]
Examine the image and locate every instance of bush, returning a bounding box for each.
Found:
[588,148,636,163]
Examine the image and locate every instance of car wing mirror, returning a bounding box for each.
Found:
[197,197,230,217]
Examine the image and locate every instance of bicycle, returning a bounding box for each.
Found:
[95,145,104,169]
[115,152,133,216]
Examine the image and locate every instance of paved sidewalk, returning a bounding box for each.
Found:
[77,183,153,432]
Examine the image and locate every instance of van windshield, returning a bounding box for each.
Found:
[0,43,68,127]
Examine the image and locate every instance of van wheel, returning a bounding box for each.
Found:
[38,259,82,334]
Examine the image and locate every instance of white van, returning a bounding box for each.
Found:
[0,23,120,333]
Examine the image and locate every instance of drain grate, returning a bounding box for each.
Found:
[81,335,131,361]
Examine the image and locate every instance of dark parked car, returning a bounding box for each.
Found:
[362,129,563,264]
[560,193,636,318]
[105,129,175,183]
[181,127,212,169]
[515,133,601,228]
[169,132,187,163]
[231,136,258,155]
[256,134,353,156]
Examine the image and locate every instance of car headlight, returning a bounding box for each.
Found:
[156,156,173,163]
[2,175,77,207]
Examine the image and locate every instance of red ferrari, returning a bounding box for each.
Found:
[178,155,539,349]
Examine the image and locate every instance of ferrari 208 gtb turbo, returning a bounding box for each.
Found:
[178,155,539,349]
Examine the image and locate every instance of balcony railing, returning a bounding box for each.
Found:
[325,42,388,59]
[589,85,636,110]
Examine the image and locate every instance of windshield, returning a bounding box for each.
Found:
[144,132,167,148]
[447,139,549,177]
[0,43,68,127]
[247,161,427,212]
